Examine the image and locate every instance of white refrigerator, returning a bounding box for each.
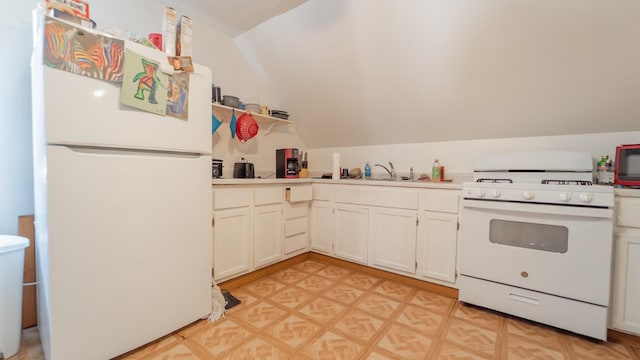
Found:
[31,13,213,360]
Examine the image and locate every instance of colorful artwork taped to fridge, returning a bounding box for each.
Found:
[166,73,189,120]
[43,17,124,83]
[120,49,168,115]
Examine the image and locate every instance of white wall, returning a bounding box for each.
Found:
[307,131,640,180]
[0,1,37,236]
[238,0,640,148]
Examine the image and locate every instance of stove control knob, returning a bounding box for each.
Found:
[579,192,593,203]
[522,191,535,200]
[488,189,501,198]
[558,192,572,202]
[474,189,486,197]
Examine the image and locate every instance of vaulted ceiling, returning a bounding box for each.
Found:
[168,1,640,148]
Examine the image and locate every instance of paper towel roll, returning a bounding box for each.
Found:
[332,153,340,180]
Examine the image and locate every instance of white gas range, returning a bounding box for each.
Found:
[458,151,614,340]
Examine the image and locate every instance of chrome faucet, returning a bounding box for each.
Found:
[375,162,396,179]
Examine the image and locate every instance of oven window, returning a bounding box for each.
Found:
[489,219,568,253]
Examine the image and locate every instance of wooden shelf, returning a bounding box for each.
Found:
[212,103,293,132]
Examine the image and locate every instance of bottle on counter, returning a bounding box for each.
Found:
[432,159,441,183]
[596,155,609,185]
[364,162,371,179]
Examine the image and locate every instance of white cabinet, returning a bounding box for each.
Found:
[254,204,282,268]
[311,184,333,254]
[283,184,312,257]
[610,194,640,335]
[253,187,283,268]
[369,208,417,275]
[418,211,458,283]
[213,183,313,281]
[213,207,252,281]
[417,189,460,285]
[212,187,253,281]
[283,202,310,256]
[333,205,369,264]
[311,200,333,254]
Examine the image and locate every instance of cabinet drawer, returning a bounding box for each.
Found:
[616,197,640,228]
[419,189,460,213]
[313,184,332,201]
[285,217,308,237]
[333,188,419,209]
[284,202,308,219]
[284,233,308,254]
[255,186,283,205]
[213,187,252,210]
[287,185,312,202]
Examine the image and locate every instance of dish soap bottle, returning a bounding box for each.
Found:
[364,162,371,179]
[432,159,441,182]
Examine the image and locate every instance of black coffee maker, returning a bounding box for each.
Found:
[276,148,299,178]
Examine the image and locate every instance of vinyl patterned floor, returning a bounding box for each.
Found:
[15,259,640,360]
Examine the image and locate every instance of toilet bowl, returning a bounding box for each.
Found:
[0,235,29,359]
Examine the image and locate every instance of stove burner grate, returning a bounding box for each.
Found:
[476,178,513,183]
[541,180,593,185]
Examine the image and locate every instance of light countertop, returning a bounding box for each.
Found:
[615,188,640,198]
[212,177,463,189]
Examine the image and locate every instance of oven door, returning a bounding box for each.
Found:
[459,199,613,306]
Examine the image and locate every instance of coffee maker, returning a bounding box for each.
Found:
[276,148,300,178]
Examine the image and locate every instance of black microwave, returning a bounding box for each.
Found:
[615,144,640,186]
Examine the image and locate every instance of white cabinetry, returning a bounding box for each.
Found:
[311,184,333,254]
[213,183,312,282]
[283,185,312,257]
[334,205,369,264]
[253,187,283,268]
[212,188,253,281]
[310,183,460,288]
[370,208,417,274]
[417,189,460,285]
[610,194,640,335]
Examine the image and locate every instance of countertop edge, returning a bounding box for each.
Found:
[212,178,463,189]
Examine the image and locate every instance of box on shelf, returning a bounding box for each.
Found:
[176,15,192,56]
[46,0,90,20]
[47,8,95,29]
[162,7,177,56]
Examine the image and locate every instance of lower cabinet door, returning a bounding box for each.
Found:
[418,211,458,284]
[213,207,252,281]
[610,229,640,335]
[254,204,283,268]
[311,201,333,254]
[369,208,417,274]
[333,205,368,264]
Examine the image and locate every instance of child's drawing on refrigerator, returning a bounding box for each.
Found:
[120,49,168,115]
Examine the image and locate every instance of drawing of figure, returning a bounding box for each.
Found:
[132,58,161,104]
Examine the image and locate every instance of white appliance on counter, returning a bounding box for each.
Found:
[459,151,614,340]
[31,13,212,360]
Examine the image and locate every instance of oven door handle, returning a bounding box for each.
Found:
[462,199,613,219]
